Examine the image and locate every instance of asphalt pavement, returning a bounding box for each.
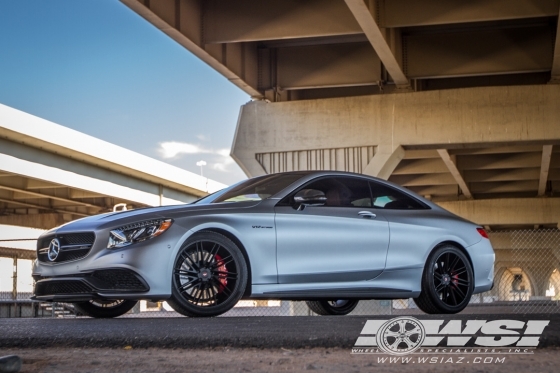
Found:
[2,314,560,349]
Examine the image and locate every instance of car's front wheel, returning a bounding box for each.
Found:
[413,245,474,314]
[73,299,137,318]
[306,299,359,315]
[167,231,248,317]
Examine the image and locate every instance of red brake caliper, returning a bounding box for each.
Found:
[214,254,228,293]
[451,272,459,287]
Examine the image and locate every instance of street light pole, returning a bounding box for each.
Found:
[196,160,207,177]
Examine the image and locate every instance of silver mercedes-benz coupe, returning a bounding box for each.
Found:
[32,171,494,318]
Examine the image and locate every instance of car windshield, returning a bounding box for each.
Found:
[212,173,305,203]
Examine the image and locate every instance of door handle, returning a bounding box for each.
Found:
[358,211,377,219]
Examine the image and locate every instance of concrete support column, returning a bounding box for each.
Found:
[363,145,405,180]
[524,266,555,297]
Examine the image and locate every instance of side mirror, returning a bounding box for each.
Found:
[293,189,327,208]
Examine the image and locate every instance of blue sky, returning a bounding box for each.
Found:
[0,0,250,185]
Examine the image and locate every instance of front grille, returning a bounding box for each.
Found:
[35,281,93,296]
[62,233,95,245]
[37,233,95,249]
[92,269,149,291]
[37,232,96,263]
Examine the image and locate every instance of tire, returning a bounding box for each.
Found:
[413,245,474,314]
[306,299,359,315]
[167,231,248,317]
[73,299,137,318]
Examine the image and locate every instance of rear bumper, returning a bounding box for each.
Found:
[32,268,150,302]
[466,238,495,294]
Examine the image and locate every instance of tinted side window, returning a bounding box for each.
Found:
[289,176,372,207]
[369,182,428,210]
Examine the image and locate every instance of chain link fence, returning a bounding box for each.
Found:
[2,229,559,318]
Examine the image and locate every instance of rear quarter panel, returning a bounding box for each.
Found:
[381,209,482,271]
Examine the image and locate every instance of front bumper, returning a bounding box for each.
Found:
[32,268,150,302]
[33,222,189,300]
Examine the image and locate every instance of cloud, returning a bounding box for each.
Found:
[159,141,211,158]
[159,142,237,173]
[216,148,230,157]
[213,156,235,172]
[208,148,234,172]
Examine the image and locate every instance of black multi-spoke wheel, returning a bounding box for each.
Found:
[414,245,473,314]
[306,299,359,315]
[73,299,137,318]
[167,231,248,317]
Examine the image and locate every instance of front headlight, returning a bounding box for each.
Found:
[107,219,173,249]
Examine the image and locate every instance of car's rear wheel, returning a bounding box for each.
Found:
[413,245,474,314]
[73,299,137,318]
[306,299,359,315]
[167,231,248,317]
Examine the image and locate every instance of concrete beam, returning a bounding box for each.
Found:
[437,198,560,226]
[26,179,66,189]
[234,84,560,152]
[538,145,553,196]
[275,43,382,90]
[68,190,105,199]
[0,185,102,209]
[552,4,560,82]
[0,198,90,218]
[380,0,559,28]
[344,0,409,87]
[449,145,544,156]
[404,25,554,78]
[462,168,540,183]
[456,152,543,170]
[0,214,67,230]
[0,144,189,206]
[408,185,459,198]
[202,0,362,44]
[393,158,449,175]
[437,149,473,199]
[363,145,405,180]
[1,104,224,196]
[389,173,457,187]
[469,180,538,194]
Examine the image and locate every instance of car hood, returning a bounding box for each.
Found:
[50,201,261,234]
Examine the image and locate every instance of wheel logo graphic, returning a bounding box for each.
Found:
[47,238,60,262]
[376,317,425,355]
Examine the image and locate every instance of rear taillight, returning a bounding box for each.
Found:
[477,227,489,239]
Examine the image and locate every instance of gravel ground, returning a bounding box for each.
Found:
[2,347,560,373]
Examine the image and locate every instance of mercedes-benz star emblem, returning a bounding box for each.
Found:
[47,238,61,262]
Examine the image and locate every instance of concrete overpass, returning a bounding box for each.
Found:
[0,103,226,231]
[121,0,560,304]
[120,0,560,228]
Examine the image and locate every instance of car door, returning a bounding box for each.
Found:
[274,176,390,284]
